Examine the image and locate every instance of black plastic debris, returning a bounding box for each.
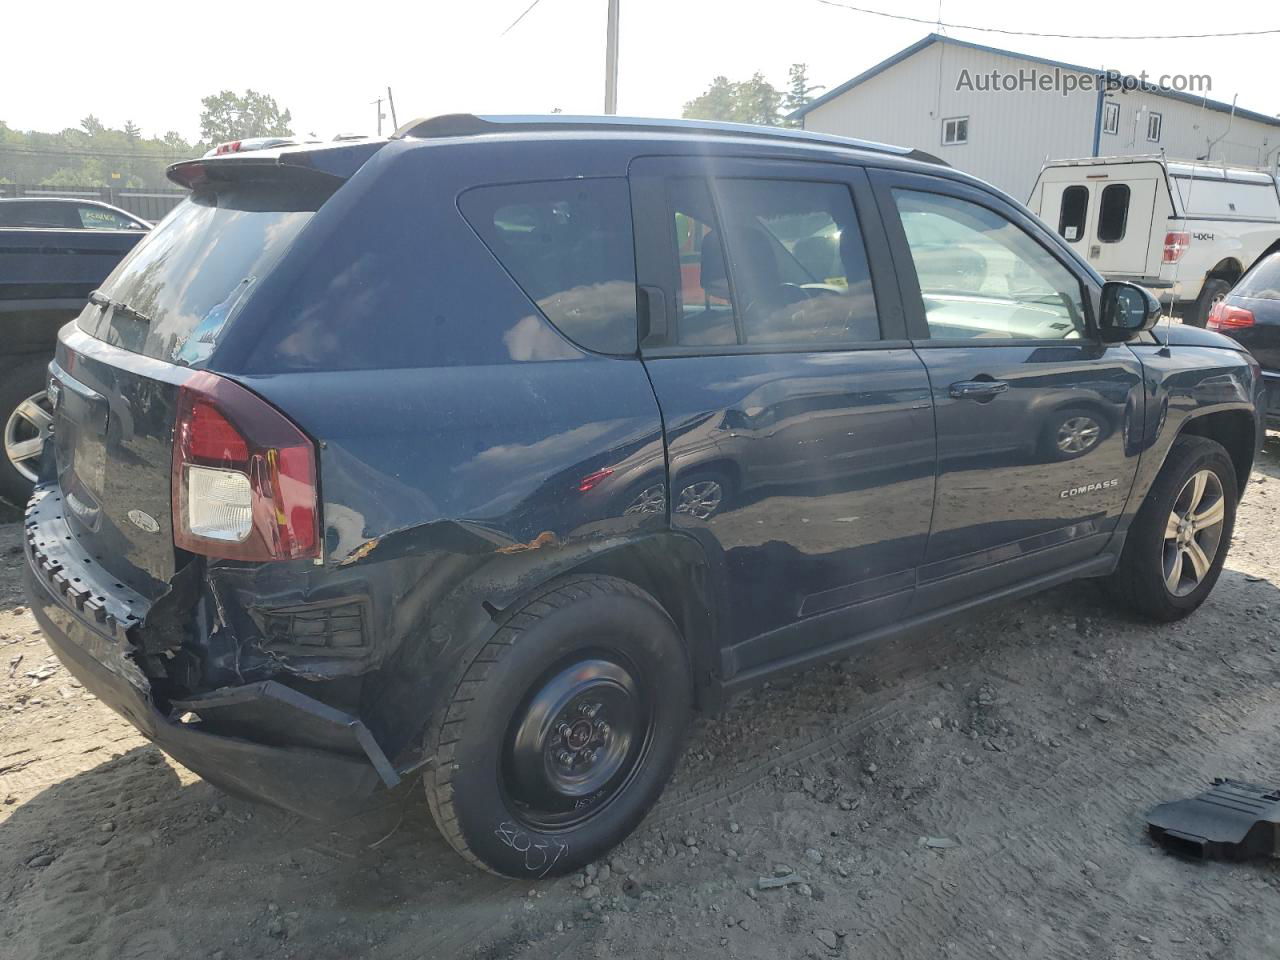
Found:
[1147,779,1280,861]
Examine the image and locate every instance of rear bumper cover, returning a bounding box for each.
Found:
[1261,370,1280,427]
[22,487,396,820]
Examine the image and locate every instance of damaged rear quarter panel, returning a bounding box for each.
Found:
[216,355,672,765]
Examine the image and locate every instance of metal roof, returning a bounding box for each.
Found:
[789,33,1280,130]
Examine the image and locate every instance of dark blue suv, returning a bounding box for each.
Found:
[23,115,1264,878]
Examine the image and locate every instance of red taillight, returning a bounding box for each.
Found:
[577,468,614,493]
[172,371,319,562]
[1163,231,1190,263]
[187,401,250,461]
[1207,302,1255,330]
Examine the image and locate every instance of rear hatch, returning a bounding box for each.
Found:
[49,148,374,601]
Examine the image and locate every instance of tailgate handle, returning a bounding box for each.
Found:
[950,379,1008,402]
[639,284,668,346]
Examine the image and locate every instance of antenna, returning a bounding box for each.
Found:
[1162,157,1203,350]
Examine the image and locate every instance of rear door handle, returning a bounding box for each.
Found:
[949,379,1009,401]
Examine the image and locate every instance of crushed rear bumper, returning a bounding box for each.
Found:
[22,487,397,820]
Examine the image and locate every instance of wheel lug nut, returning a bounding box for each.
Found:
[580,703,600,719]
[557,723,572,741]
[557,750,573,766]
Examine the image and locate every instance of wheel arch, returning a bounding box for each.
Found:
[1177,408,1256,496]
[1206,258,1244,284]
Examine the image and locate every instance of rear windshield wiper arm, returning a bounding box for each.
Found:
[88,289,153,325]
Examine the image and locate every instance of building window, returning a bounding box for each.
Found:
[1102,100,1119,136]
[941,116,968,146]
[1147,111,1162,143]
[1098,183,1131,243]
[1058,185,1089,242]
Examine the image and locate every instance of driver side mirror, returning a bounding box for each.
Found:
[1099,281,1161,342]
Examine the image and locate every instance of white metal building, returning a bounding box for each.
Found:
[792,34,1280,201]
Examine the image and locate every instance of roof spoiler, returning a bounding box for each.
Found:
[391,113,947,166]
[167,140,386,191]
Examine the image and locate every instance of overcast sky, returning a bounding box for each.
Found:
[3,0,1277,141]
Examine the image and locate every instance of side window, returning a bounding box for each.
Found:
[77,206,140,230]
[892,189,1088,341]
[459,178,638,355]
[941,117,969,146]
[712,179,879,345]
[668,178,738,347]
[1058,185,1089,242]
[1097,184,1130,243]
[1147,112,1162,143]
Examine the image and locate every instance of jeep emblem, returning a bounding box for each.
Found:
[127,509,160,534]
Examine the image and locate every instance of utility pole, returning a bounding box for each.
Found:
[386,87,399,131]
[604,0,619,115]
[373,97,386,136]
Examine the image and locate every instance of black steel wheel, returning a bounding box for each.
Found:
[424,575,691,878]
[502,655,654,830]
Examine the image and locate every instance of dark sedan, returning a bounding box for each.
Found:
[1208,251,1280,426]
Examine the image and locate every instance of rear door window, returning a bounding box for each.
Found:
[668,178,738,346]
[713,179,879,344]
[1057,185,1088,242]
[459,178,638,355]
[661,177,880,348]
[1097,184,1130,242]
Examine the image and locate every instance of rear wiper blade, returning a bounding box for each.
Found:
[88,289,153,325]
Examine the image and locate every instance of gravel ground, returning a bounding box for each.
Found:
[3,438,1280,960]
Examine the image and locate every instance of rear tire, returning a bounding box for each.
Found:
[1108,436,1236,621]
[424,575,691,878]
[1189,278,1231,328]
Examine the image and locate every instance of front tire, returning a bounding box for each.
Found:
[1108,436,1237,621]
[424,575,691,878]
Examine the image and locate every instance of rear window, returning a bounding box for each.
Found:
[1057,185,1088,242]
[1097,184,1129,243]
[1235,252,1280,300]
[458,178,638,355]
[78,193,315,365]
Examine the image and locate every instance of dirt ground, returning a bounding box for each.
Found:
[4,440,1280,960]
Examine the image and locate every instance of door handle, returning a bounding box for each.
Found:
[949,379,1009,402]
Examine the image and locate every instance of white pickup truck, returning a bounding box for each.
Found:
[1029,156,1280,326]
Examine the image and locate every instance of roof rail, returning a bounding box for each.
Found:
[391,113,947,166]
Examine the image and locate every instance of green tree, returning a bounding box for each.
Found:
[199,89,293,144]
[782,63,824,126]
[80,114,105,137]
[683,72,782,127]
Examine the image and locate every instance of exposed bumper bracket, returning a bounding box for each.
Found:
[171,681,401,788]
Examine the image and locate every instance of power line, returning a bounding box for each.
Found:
[813,0,1280,39]
[501,0,546,36]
